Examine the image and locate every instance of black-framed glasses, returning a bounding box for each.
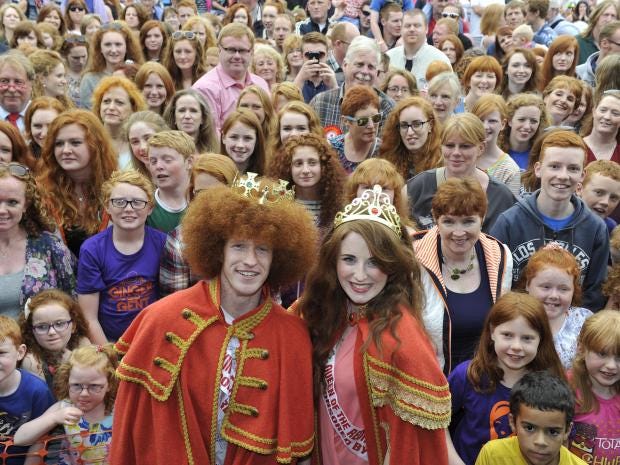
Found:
[172,30,197,41]
[399,120,429,131]
[110,198,149,210]
[64,35,87,44]
[69,5,85,12]
[32,320,72,335]
[220,45,251,55]
[0,162,30,178]
[69,383,107,394]
[304,51,326,60]
[442,12,460,18]
[344,113,381,127]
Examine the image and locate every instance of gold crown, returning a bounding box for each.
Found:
[334,185,402,237]
[232,172,295,205]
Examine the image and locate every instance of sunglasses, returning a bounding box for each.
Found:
[69,5,85,12]
[101,21,123,31]
[304,50,326,60]
[344,113,381,127]
[361,9,371,16]
[64,34,86,44]
[0,162,30,178]
[172,30,197,41]
[442,12,460,18]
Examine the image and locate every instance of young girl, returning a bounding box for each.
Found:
[220,108,267,175]
[568,310,620,463]
[524,244,593,369]
[13,344,118,465]
[20,290,90,391]
[447,291,565,465]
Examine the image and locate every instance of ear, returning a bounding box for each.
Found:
[563,421,573,442]
[17,343,26,361]
[500,119,507,131]
[185,155,194,170]
[534,161,542,179]
[575,181,583,196]
[509,413,516,434]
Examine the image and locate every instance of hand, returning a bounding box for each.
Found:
[298,59,322,82]
[55,407,84,426]
[317,63,338,88]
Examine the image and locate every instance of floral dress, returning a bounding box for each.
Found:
[22,231,76,305]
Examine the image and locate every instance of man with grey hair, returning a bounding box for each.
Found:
[387,9,451,89]
[309,35,395,137]
[0,51,33,133]
[546,0,579,36]
[577,20,620,87]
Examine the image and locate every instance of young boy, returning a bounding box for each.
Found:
[146,130,195,233]
[490,130,609,311]
[0,316,54,465]
[476,371,587,465]
[578,160,620,234]
[77,170,167,345]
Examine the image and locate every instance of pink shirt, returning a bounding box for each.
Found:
[192,64,270,133]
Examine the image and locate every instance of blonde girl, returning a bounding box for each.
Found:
[524,244,593,369]
[19,290,90,390]
[567,310,620,463]
[13,344,118,464]
[447,292,565,465]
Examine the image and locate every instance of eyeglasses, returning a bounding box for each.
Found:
[110,198,149,210]
[399,120,429,131]
[442,12,460,18]
[220,46,251,55]
[304,51,326,60]
[64,35,87,44]
[361,9,371,16]
[0,78,28,92]
[387,86,410,95]
[68,383,107,395]
[32,320,72,335]
[172,30,197,41]
[101,21,123,31]
[69,5,85,12]
[0,162,30,178]
[344,113,381,127]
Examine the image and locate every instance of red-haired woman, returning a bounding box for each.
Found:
[462,56,503,112]
[38,109,117,257]
[540,35,578,89]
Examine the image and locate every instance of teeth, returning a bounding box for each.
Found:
[239,271,258,277]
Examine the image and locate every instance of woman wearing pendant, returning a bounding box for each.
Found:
[413,178,513,375]
[299,186,451,465]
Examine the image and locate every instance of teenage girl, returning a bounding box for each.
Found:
[13,344,118,465]
[524,244,593,369]
[446,291,565,465]
[220,108,267,175]
[19,289,90,391]
[568,310,620,464]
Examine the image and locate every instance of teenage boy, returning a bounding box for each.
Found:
[77,170,167,345]
[0,316,54,465]
[490,130,609,311]
[293,32,338,103]
[579,159,620,233]
[145,130,194,233]
[476,371,587,465]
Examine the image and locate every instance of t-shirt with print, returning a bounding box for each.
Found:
[77,226,167,341]
[0,370,55,465]
[449,360,514,465]
[568,393,620,464]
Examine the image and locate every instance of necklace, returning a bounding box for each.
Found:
[442,250,476,280]
[347,303,368,325]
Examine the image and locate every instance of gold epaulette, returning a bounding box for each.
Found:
[364,353,452,430]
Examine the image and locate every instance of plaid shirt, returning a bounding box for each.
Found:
[159,226,197,297]
[309,84,395,138]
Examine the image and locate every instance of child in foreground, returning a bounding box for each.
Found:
[476,371,587,465]
[13,345,118,465]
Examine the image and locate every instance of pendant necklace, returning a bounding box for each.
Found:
[442,250,476,281]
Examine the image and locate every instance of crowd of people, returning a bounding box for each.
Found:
[0,0,619,463]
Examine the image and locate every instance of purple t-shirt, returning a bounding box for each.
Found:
[448,360,513,465]
[77,226,167,341]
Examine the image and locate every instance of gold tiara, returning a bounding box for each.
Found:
[334,185,402,237]
[232,172,295,205]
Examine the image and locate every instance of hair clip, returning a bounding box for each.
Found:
[96,345,105,353]
[24,297,33,319]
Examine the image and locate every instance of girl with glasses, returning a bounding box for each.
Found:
[19,289,90,390]
[330,85,382,175]
[77,170,166,345]
[0,160,75,322]
[163,30,207,90]
[13,344,119,464]
[63,0,87,35]
[379,69,417,103]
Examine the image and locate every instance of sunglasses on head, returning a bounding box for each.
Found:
[442,12,459,18]
[101,21,123,31]
[64,34,86,44]
[172,30,198,41]
[0,162,30,179]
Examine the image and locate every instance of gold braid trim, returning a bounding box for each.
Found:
[366,355,451,430]
[176,380,195,465]
[114,337,129,355]
[209,323,233,464]
[229,402,259,417]
[368,355,450,392]
[237,376,268,390]
[115,311,218,402]
[363,353,384,463]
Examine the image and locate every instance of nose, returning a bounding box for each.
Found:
[138,140,148,153]
[533,430,548,448]
[243,247,259,266]
[352,262,367,281]
[510,339,523,352]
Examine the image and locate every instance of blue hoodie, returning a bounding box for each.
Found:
[489,191,609,311]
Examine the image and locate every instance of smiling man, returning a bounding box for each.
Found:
[0,51,33,133]
[490,130,609,311]
[193,23,269,133]
[111,174,318,465]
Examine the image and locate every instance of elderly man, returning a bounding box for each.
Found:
[309,35,394,138]
[193,23,269,133]
[387,10,451,89]
[577,20,620,87]
[111,174,318,465]
[0,51,33,133]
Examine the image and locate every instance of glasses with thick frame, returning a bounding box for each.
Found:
[398,120,429,132]
[68,383,107,394]
[220,45,251,55]
[110,198,149,210]
[344,113,381,127]
[32,320,73,335]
